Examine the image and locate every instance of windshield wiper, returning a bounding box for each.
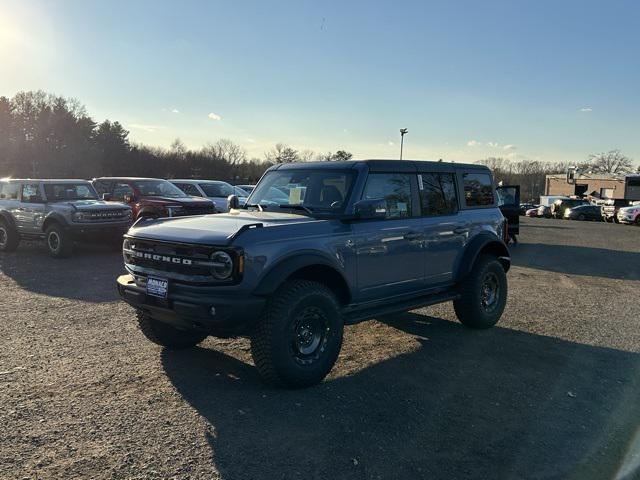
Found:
[278,204,314,215]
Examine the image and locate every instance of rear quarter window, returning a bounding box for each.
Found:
[462,172,494,207]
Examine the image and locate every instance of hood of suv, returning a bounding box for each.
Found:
[128,210,319,245]
[619,205,640,214]
[139,196,213,207]
[51,199,129,211]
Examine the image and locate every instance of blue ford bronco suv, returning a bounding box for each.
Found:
[117,160,511,387]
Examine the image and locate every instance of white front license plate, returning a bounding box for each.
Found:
[146,277,169,299]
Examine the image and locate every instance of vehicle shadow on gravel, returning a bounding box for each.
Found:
[162,313,640,480]
[511,243,640,280]
[0,242,124,302]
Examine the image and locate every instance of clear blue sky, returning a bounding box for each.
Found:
[1,0,639,165]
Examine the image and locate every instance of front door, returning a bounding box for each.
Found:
[496,185,520,236]
[352,173,424,302]
[17,183,46,233]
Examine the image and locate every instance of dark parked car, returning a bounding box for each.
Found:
[519,203,538,216]
[93,177,216,220]
[117,159,511,387]
[552,198,589,219]
[565,204,604,221]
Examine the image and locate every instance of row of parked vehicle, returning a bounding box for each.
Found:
[0,176,258,258]
[518,198,640,225]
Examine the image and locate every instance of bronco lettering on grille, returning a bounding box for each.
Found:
[131,250,193,265]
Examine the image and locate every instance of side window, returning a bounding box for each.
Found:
[21,183,44,203]
[112,183,134,201]
[0,182,5,199]
[2,183,19,200]
[418,173,458,216]
[463,172,494,207]
[176,183,201,197]
[362,173,413,219]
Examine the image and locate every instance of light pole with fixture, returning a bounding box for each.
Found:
[399,128,408,160]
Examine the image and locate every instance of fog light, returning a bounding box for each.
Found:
[210,307,216,316]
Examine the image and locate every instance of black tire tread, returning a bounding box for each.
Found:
[0,219,20,252]
[454,254,507,329]
[45,223,74,258]
[250,279,342,388]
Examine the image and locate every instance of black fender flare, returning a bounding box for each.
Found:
[455,233,511,281]
[42,212,70,232]
[253,251,352,299]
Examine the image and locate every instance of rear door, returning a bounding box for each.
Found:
[18,183,46,233]
[496,185,520,235]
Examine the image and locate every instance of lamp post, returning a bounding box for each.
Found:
[399,128,408,160]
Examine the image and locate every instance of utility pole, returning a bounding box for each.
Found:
[399,128,408,160]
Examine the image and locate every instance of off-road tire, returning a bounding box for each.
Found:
[454,254,507,329]
[45,224,74,258]
[250,280,343,388]
[136,310,208,349]
[0,220,20,252]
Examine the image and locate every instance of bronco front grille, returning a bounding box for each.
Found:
[82,209,129,221]
[123,238,216,277]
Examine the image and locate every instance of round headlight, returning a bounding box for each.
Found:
[211,251,233,280]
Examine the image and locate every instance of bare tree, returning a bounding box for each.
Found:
[587,150,634,174]
[264,143,300,163]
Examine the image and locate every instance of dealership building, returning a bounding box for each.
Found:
[544,173,626,199]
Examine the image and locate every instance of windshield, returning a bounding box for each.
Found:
[132,180,187,198]
[43,183,98,201]
[247,169,356,214]
[199,182,234,197]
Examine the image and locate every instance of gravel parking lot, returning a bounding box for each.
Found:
[1,217,639,480]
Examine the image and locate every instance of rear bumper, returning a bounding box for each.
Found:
[116,274,265,336]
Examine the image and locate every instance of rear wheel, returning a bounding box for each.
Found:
[454,255,508,329]
[250,280,343,388]
[45,224,74,258]
[136,310,208,349]
[0,220,20,252]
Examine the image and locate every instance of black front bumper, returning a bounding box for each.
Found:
[68,222,131,238]
[116,274,265,337]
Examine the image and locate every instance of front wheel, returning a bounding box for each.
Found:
[136,310,208,349]
[45,224,74,258]
[0,220,20,252]
[454,255,508,329]
[250,280,343,388]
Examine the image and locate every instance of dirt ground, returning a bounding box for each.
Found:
[1,217,640,479]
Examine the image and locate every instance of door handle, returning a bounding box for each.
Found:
[453,227,469,234]
[404,232,423,241]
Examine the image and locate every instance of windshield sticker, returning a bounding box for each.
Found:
[289,187,306,205]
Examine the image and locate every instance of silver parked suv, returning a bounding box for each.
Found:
[0,179,132,258]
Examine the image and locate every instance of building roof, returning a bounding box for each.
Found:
[546,173,625,181]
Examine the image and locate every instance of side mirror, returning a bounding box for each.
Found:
[123,194,134,203]
[353,199,387,220]
[227,194,240,210]
[102,193,112,201]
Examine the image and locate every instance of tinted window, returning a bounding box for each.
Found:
[199,182,233,197]
[463,172,494,207]
[0,182,19,200]
[132,180,187,198]
[93,180,112,195]
[44,183,98,201]
[112,182,134,201]
[418,173,457,216]
[21,183,43,203]
[362,173,412,219]
[174,183,202,196]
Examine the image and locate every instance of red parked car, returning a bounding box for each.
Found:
[92,177,216,220]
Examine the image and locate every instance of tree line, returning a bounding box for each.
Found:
[478,150,637,202]
[0,91,353,183]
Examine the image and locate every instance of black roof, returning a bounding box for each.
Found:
[271,159,489,173]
